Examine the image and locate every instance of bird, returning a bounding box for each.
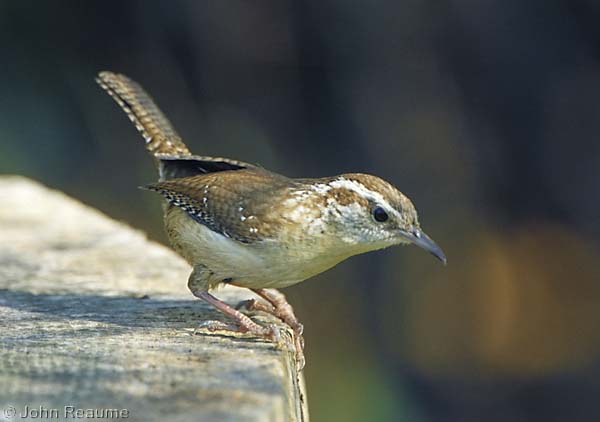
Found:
[96,71,446,371]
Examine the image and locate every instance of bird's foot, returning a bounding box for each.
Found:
[237,289,305,371]
[195,319,281,344]
[195,320,240,334]
[194,289,303,370]
[193,291,282,344]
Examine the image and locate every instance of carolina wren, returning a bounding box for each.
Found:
[96,71,446,371]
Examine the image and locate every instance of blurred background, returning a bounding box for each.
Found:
[2,1,600,420]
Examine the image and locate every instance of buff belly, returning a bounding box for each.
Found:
[164,206,348,289]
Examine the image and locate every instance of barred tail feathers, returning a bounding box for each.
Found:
[96,71,191,157]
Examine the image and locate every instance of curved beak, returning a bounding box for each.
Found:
[400,228,447,265]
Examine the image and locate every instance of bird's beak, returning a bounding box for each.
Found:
[400,228,447,265]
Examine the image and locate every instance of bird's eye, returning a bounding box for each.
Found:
[373,206,389,222]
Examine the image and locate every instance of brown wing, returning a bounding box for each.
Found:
[143,169,294,243]
[96,71,191,156]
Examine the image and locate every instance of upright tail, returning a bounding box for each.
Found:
[96,71,191,157]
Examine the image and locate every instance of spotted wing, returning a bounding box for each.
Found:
[143,169,292,243]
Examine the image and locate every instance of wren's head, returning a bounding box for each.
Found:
[310,174,446,264]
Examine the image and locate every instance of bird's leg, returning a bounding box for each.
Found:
[189,266,280,343]
[193,291,281,342]
[239,288,305,370]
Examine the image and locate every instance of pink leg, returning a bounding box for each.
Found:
[193,291,280,343]
[238,288,305,370]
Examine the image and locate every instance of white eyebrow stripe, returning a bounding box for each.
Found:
[328,177,401,219]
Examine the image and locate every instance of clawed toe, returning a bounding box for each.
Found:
[195,319,282,346]
[291,322,304,336]
[265,324,282,344]
[194,320,243,334]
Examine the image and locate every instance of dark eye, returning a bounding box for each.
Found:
[373,206,389,222]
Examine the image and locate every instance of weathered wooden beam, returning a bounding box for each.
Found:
[0,176,308,422]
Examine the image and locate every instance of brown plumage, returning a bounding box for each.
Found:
[96,71,446,371]
[143,169,296,244]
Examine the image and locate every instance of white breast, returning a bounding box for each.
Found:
[164,207,350,289]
